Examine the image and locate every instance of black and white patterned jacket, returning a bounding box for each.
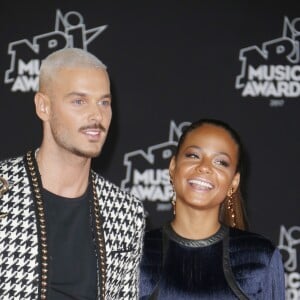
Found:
[0,152,145,300]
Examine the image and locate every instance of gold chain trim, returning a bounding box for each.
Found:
[26,151,48,299]
[0,176,9,197]
[26,151,106,299]
[0,176,9,219]
[91,173,106,299]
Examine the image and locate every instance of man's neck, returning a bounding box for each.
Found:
[35,147,92,198]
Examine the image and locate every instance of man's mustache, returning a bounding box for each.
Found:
[79,123,107,132]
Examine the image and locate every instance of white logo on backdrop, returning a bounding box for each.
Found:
[278,225,300,299]
[4,9,107,92]
[236,17,300,106]
[121,120,190,212]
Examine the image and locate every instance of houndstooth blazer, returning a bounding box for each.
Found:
[0,152,145,300]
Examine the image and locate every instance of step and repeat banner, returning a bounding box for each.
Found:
[0,1,299,297]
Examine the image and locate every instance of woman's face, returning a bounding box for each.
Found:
[169,124,240,213]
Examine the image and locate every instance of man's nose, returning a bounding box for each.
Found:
[88,103,103,123]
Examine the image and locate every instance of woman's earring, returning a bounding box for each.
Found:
[227,187,236,228]
[171,190,176,216]
[170,179,176,216]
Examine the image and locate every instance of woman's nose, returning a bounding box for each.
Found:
[196,159,212,174]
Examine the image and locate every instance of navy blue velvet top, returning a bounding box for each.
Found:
[139,224,285,299]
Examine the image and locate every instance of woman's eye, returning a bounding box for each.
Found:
[215,159,229,167]
[185,153,199,159]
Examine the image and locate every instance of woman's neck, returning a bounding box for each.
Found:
[171,207,221,239]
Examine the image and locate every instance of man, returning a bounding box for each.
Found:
[0,48,145,299]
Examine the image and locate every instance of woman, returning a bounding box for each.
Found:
[139,119,285,299]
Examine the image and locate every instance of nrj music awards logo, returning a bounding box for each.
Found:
[236,17,300,107]
[278,225,300,299]
[121,120,190,227]
[4,9,107,93]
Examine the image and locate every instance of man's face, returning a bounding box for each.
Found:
[45,67,112,158]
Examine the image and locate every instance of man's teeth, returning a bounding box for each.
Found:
[86,130,99,135]
[189,179,213,189]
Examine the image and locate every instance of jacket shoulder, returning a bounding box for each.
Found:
[0,155,24,170]
[91,171,145,226]
[0,155,27,187]
[92,170,140,202]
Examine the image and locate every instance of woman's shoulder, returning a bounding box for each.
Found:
[144,227,163,239]
[228,227,277,256]
[141,228,164,270]
[227,227,285,299]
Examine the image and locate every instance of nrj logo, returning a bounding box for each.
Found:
[4,9,107,93]
[236,17,300,105]
[121,120,190,213]
[278,225,300,299]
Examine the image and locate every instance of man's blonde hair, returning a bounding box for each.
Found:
[39,48,107,93]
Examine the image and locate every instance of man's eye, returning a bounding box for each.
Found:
[99,99,111,106]
[73,99,85,105]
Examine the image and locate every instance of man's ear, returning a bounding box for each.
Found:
[34,92,50,121]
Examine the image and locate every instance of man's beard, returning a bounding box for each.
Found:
[51,122,108,158]
[69,145,104,158]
